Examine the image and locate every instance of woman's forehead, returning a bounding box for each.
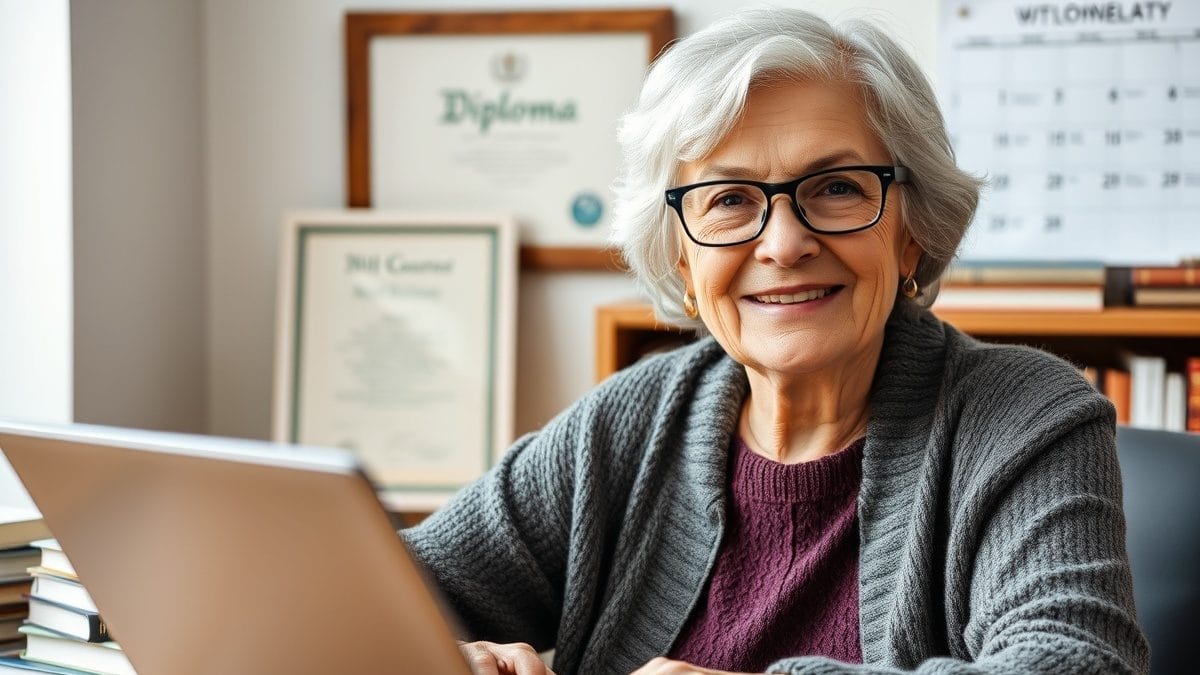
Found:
[680,80,887,182]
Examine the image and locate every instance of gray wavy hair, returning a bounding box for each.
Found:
[611,8,982,329]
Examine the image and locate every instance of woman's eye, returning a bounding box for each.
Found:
[705,189,756,211]
[823,181,861,196]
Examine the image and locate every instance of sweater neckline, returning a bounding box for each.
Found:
[731,435,864,503]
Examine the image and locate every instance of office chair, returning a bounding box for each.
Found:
[1116,425,1200,675]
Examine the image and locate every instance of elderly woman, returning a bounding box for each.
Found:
[405,8,1149,675]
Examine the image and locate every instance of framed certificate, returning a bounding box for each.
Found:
[272,211,517,510]
[345,9,675,271]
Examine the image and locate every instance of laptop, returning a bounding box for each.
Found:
[0,420,472,675]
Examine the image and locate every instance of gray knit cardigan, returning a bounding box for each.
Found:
[405,303,1151,674]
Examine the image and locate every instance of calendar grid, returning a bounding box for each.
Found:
[941,0,1200,264]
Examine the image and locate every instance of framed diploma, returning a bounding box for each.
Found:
[272,211,518,510]
[345,9,675,271]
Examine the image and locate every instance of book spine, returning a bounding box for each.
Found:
[933,286,1104,311]
[1188,358,1200,434]
[28,596,111,642]
[1104,266,1132,307]
[946,268,1105,285]
[88,613,111,643]
[1128,356,1166,430]
[1104,369,1131,425]
[1132,267,1200,287]
[1165,373,1186,432]
[1132,288,1200,307]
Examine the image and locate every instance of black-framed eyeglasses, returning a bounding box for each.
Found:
[664,165,909,247]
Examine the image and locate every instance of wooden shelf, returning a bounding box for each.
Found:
[596,302,1200,381]
[595,302,689,382]
[932,308,1200,337]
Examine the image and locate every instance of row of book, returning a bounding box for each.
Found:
[1084,356,1200,433]
[0,508,58,658]
[0,509,133,675]
[0,535,133,672]
[0,538,133,675]
[935,260,1199,311]
[1118,265,1200,308]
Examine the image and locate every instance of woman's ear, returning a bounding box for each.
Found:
[676,248,694,295]
[900,235,924,277]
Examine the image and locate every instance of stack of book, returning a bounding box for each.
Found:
[0,540,135,675]
[0,509,51,658]
[1097,356,1200,433]
[935,260,1105,311]
[1128,264,1200,307]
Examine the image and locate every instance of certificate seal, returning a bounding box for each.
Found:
[570,192,604,228]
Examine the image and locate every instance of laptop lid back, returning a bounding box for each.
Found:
[0,421,470,675]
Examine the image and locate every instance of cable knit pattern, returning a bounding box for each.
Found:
[668,436,863,670]
[403,303,1150,674]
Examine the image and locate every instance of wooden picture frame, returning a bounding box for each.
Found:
[272,211,518,511]
[345,9,674,271]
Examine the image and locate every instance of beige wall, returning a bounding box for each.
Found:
[71,0,208,432]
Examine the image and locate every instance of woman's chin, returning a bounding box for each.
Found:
[736,346,841,379]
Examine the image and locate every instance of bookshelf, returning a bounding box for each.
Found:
[594,302,1200,381]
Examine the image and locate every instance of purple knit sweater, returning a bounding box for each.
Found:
[667,435,864,671]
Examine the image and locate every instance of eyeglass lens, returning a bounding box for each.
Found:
[680,169,886,245]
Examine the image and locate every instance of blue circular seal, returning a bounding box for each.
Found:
[570,192,604,228]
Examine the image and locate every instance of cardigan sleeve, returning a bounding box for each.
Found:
[765,415,1150,675]
[398,340,736,672]
[398,348,670,655]
[400,422,576,651]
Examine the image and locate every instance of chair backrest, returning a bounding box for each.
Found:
[1116,426,1200,675]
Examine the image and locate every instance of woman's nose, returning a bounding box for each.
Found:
[754,195,821,266]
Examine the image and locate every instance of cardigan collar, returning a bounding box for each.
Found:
[673,301,949,523]
[859,301,952,664]
[658,302,950,666]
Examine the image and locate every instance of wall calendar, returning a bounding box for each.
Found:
[941,1,1200,263]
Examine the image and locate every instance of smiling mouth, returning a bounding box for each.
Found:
[751,286,841,304]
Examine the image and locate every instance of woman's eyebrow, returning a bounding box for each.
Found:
[690,150,869,183]
[798,150,867,174]
[690,164,767,182]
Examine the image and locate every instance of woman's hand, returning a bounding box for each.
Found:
[458,641,556,675]
[630,656,768,675]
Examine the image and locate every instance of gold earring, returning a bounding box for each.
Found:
[901,273,920,299]
[683,292,699,319]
